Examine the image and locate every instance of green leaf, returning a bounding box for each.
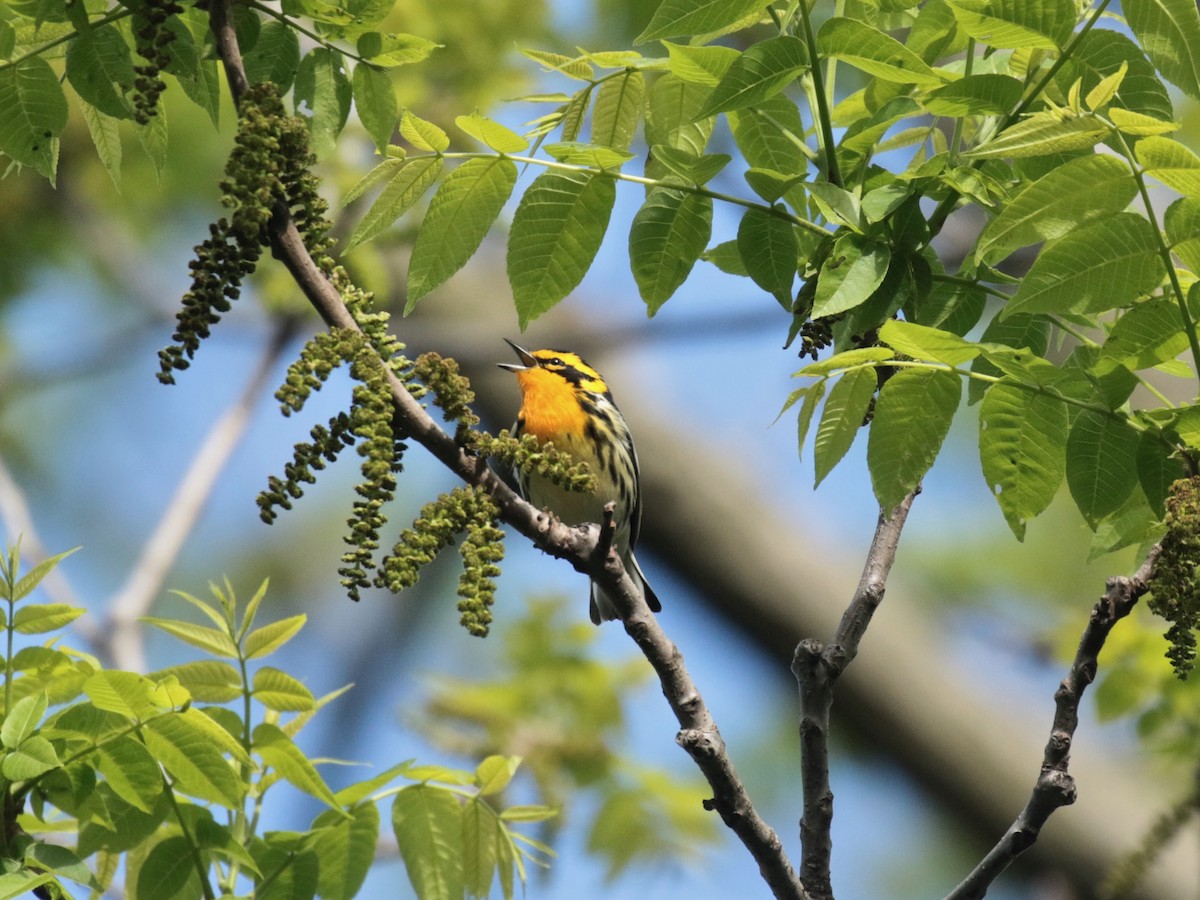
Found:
[352,63,397,150]
[650,146,730,185]
[142,617,238,659]
[542,141,634,168]
[8,547,76,604]
[406,157,518,309]
[794,381,825,461]
[393,784,464,900]
[727,96,808,192]
[662,41,738,85]
[507,169,616,328]
[1124,0,1200,101]
[978,382,1068,540]
[636,0,766,43]
[1166,197,1200,270]
[645,72,716,162]
[701,239,748,276]
[356,32,441,67]
[150,661,241,703]
[1066,410,1141,528]
[25,843,102,892]
[84,671,157,720]
[878,319,981,366]
[12,603,84,634]
[807,181,863,230]
[1,692,45,749]
[628,186,712,313]
[737,207,797,295]
[1137,430,1188,518]
[176,58,221,128]
[462,797,499,897]
[295,48,352,158]
[455,113,528,153]
[1109,107,1178,136]
[96,735,163,813]
[920,74,1024,116]
[818,17,943,86]
[253,722,342,810]
[867,368,961,511]
[1095,299,1191,374]
[81,100,122,191]
[344,156,444,251]
[1136,135,1200,196]
[252,666,317,712]
[0,57,67,180]
[813,234,891,318]
[520,48,594,81]
[695,36,809,117]
[590,69,644,151]
[244,613,307,660]
[963,113,1109,159]
[312,803,380,900]
[946,0,1075,49]
[143,714,243,809]
[975,154,1136,265]
[400,109,450,152]
[1,735,59,780]
[334,761,414,805]
[968,313,1049,404]
[138,108,168,183]
[1005,213,1163,317]
[65,26,135,120]
[133,836,201,900]
[796,346,895,377]
[500,804,558,822]
[243,19,301,90]
[1067,29,1175,122]
[813,368,875,487]
[475,755,519,797]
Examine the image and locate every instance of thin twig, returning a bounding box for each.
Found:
[944,544,1162,900]
[792,490,917,898]
[207,5,809,896]
[103,320,296,671]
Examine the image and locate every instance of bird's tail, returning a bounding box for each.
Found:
[589,550,661,624]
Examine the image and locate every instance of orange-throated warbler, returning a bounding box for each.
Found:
[499,340,661,624]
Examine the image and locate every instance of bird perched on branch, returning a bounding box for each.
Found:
[499,340,660,624]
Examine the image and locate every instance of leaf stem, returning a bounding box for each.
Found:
[428,151,832,236]
[246,1,372,65]
[0,7,133,73]
[1111,130,1200,394]
[795,0,842,187]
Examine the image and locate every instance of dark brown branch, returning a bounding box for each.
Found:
[793,491,917,898]
[944,545,1162,900]
[207,6,807,897]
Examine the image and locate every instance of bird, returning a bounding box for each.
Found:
[499,339,661,624]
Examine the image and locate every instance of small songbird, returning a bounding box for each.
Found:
[499,340,661,624]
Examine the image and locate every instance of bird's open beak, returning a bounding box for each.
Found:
[498,339,538,371]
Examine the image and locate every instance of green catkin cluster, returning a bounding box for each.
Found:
[131,0,181,123]
[1147,476,1200,679]
[457,492,505,637]
[158,83,333,383]
[412,352,480,441]
[375,486,505,636]
[474,430,597,494]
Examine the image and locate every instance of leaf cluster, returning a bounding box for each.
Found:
[0,548,555,899]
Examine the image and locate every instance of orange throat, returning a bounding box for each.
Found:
[516,368,587,443]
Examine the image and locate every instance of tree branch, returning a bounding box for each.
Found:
[793,490,917,898]
[945,544,1162,900]
[206,6,808,896]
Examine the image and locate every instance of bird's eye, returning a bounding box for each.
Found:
[548,357,564,367]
